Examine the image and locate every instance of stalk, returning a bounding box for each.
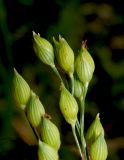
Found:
[76,119,80,136]
[51,64,64,84]
[80,82,89,160]
[69,73,74,95]
[71,124,82,158]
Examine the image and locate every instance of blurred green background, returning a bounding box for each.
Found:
[0,0,124,159]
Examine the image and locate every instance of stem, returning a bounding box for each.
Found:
[51,64,64,84]
[76,119,80,136]
[80,98,87,160]
[80,82,89,160]
[71,124,83,158]
[69,73,74,95]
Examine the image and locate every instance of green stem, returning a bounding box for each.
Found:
[76,119,80,136]
[71,124,82,158]
[69,73,74,95]
[80,82,89,160]
[51,64,64,84]
[80,98,87,160]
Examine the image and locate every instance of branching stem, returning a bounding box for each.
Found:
[72,124,83,158]
[51,64,64,84]
[80,82,89,160]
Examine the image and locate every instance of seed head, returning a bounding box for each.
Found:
[90,133,108,160]
[33,31,54,66]
[38,140,59,160]
[86,113,104,147]
[59,85,78,126]
[40,117,61,150]
[75,42,95,84]
[53,35,74,75]
[12,68,30,109]
[26,91,45,127]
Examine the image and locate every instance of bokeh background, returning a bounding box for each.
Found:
[0,0,124,159]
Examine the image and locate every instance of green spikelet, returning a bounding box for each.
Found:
[75,43,95,84]
[38,140,59,160]
[59,85,78,126]
[53,35,74,75]
[27,91,45,127]
[90,133,108,160]
[86,113,104,146]
[40,117,61,150]
[12,68,30,108]
[33,31,54,66]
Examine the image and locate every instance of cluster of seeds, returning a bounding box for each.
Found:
[12,32,108,160]
[13,69,60,160]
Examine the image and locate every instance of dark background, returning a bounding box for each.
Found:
[0,0,124,159]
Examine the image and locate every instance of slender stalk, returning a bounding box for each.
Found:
[80,82,89,160]
[71,124,82,158]
[76,119,80,136]
[80,98,87,160]
[51,64,64,84]
[69,73,74,95]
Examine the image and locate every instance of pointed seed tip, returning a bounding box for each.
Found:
[82,40,88,49]
[32,31,36,36]
[96,113,100,120]
[59,34,65,41]
[53,36,55,41]
[58,34,60,39]
[13,68,18,74]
